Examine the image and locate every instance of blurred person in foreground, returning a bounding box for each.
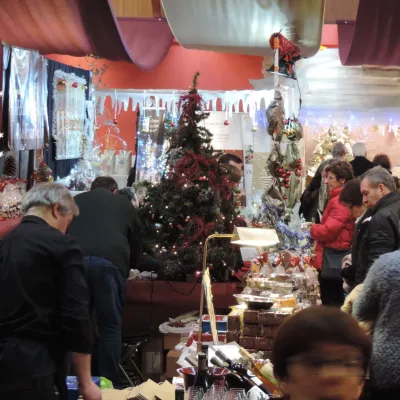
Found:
[354,250,400,399]
[68,176,141,386]
[372,153,399,189]
[310,161,354,306]
[0,183,100,400]
[350,142,375,177]
[300,142,347,223]
[272,306,371,400]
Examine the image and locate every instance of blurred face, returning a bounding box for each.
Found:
[229,160,244,178]
[360,178,388,208]
[327,172,345,191]
[347,205,367,220]
[322,168,330,185]
[280,342,365,400]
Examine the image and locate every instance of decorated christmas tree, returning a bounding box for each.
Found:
[138,72,239,282]
[3,154,17,177]
[309,126,353,175]
[34,159,54,183]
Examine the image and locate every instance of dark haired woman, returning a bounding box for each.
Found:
[339,179,370,290]
[272,306,371,400]
[372,153,399,189]
[310,161,355,306]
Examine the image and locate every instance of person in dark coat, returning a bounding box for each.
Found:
[300,142,347,222]
[350,142,375,177]
[68,176,142,386]
[350,167,400,286]
[354,250,400,399]
[0,183,100,400]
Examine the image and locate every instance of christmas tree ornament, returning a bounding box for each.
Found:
[72,82,78,88]
[113,118,118,125]
[34,159,54,183]
[170,121,175,127]
[224,120,229,126]
[3,154,17,177]
[251,126,257,132]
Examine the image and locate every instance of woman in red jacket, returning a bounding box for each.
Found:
[310,160,355,306]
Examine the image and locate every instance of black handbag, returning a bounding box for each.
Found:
[321,248,350,280]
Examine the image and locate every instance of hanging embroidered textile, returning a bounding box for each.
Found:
[52,70,87,159]
[8,47,47,150]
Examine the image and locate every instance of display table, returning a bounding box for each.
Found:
[0,217,22,238]
[122,280,242,337]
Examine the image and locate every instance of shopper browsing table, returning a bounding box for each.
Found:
[68,177,141,387]
[310,161,355,306]
[354,250,400,399]
[0,183,100,400]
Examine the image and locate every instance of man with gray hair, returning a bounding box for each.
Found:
[348,167,400,288]
[0,183,100,400]
[350,142,375,177]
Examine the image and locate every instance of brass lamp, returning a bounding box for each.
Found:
[197,227,280,349]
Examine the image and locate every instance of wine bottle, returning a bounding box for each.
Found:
[202,344,209,365]
[239,347,283,398]
[175,388,184,400]
[212,350,271,396]
[193,354,211,393]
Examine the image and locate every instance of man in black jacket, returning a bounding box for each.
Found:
[0,183,100,400]
[352,167,400,285]
[350,142,375,177]
[68,177,142,386]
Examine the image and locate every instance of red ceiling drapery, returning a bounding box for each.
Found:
[0,0,174,71]
[338,0,400,66]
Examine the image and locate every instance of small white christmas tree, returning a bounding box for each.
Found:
[309,126,353,175]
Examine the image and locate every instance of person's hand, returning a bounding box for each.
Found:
[79,381,102,400]
[341,254,351,269]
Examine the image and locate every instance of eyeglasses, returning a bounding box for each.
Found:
[287,354,365,377]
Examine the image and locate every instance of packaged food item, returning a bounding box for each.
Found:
[227,310,242,331]
[242,324,260,337]
[255,337,272,351]
[239,336,255,349]
[226,330,240,343]
[259,325,279,339]
[243,310,259,324]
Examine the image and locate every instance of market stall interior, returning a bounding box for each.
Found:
[0,0,399,398]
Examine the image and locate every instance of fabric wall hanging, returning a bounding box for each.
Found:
[8,47,47,151]
[52,70,87,160]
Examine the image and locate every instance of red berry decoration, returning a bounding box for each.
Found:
[113,118,118,125]
[284,178,290,183]
[283,195,288,200]
[284,183,290,188]
[72,82,78,88]
[278,168,284,174]
[224,120,229,126]
[170,122,175,127]
[286,171,291,176]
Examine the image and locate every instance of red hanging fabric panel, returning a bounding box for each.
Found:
[338,0,400,66]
